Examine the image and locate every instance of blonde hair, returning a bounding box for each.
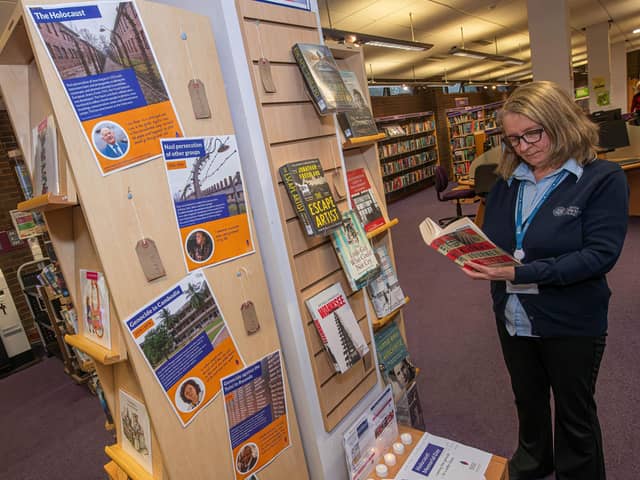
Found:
[496,81,598,179]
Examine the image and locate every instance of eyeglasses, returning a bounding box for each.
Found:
[503,128,545,148]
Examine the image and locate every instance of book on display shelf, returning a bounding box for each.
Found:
[292,43,354,115]
[395,380,425,431]
[373,320,417,402]
[336,70,378,139]
[279,158,342,236]
[330,210,380,292]
[419,216,519,268]
[305,282,370,374]
[31,114,59,196]
[346,168,386,233]
[367,245,405,318]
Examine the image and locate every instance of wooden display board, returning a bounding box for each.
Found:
[235,0,379,432]
[0,1,308,479]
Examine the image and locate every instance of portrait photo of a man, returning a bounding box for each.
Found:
[94,122,130,160]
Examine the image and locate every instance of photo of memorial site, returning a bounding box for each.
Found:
[140,276,229,370]
[35,1,168,104]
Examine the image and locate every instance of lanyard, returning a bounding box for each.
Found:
[514,171,568,260]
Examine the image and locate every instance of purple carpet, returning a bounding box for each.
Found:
[389,185,640,480]
[0,357,113,479]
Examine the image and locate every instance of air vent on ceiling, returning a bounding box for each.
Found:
[472,39,494,46]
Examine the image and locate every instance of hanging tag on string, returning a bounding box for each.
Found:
[329,142,346,199]
[238,267,260,335]
[188,79,211,119]
[255,21,277,93]
[181,31,212,119]
[128,188,166,281]
[135,239,165,281]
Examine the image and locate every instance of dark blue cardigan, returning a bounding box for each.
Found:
[483,159,629,336]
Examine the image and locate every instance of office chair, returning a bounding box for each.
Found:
[434,165,476,227]
[473,164,499,197]
[472,163,499,228]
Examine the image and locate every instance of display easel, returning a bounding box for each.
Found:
[0,1,308,479]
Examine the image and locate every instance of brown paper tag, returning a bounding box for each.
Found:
[241,300,260,335]
[188,79,211,119]
[135,238,166,282]
[258,58,277,93]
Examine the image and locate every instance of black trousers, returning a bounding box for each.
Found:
[496,318,607,480]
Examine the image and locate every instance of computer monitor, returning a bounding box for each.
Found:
[590,109,630,152]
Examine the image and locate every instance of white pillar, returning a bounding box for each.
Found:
[610,42,628,112]
[586,22,612,113]
[527,0,573,94]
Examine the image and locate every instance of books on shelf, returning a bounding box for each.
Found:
[292,43,353,115]
[279,158,342,236]
[373,320,416,402]
[31,114,59,196]
[346,168,386,233]
[336,70,378,139]
[419,216,518,268]
[305,282,370,374]
[367,245,405,318]
[14,162,33,200]
[381,124,405,137]
[330,210,380,292]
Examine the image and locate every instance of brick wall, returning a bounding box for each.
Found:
[0,108,37,343]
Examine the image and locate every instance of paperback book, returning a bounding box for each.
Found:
[119,389,153,475]
[396,381,426,431]
[367,245,406,318]
[419,216,518,268]
[279,159,342,236]
[337,70,379,139]
[14,162,33,199]
[305,282,369,374]
[346,168,386,233]
[80,269,111,350]
[373,321,417,402]
[330,210,379,292]
[31,115,59,196]
[292,43,353,115]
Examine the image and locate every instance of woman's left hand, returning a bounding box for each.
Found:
[461,261,515,281]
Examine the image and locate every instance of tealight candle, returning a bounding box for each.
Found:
[393,442,405,455]
[383,453,396,466]
[400,432,413,445]
[375,463,389,478]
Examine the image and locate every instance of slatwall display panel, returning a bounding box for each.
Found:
[237,0,377,431]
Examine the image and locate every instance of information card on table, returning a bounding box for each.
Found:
[343,385,398,480]
[395,432,491,480]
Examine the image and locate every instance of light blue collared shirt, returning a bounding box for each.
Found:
[504,158,583,336]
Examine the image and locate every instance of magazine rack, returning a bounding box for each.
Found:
[0,1,308,479]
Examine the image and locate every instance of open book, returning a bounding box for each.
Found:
[419,217,518,267]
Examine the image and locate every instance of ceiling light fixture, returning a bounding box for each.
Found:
[633,28,640,34]
[322,28,433,52]
[449,26,525,65]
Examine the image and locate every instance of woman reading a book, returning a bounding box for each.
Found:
[462,81,628,480]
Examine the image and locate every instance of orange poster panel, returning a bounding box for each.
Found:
[221,351,291,480]
[29,1,183,176]
[125,271,244,427]
[162,136,255,272]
